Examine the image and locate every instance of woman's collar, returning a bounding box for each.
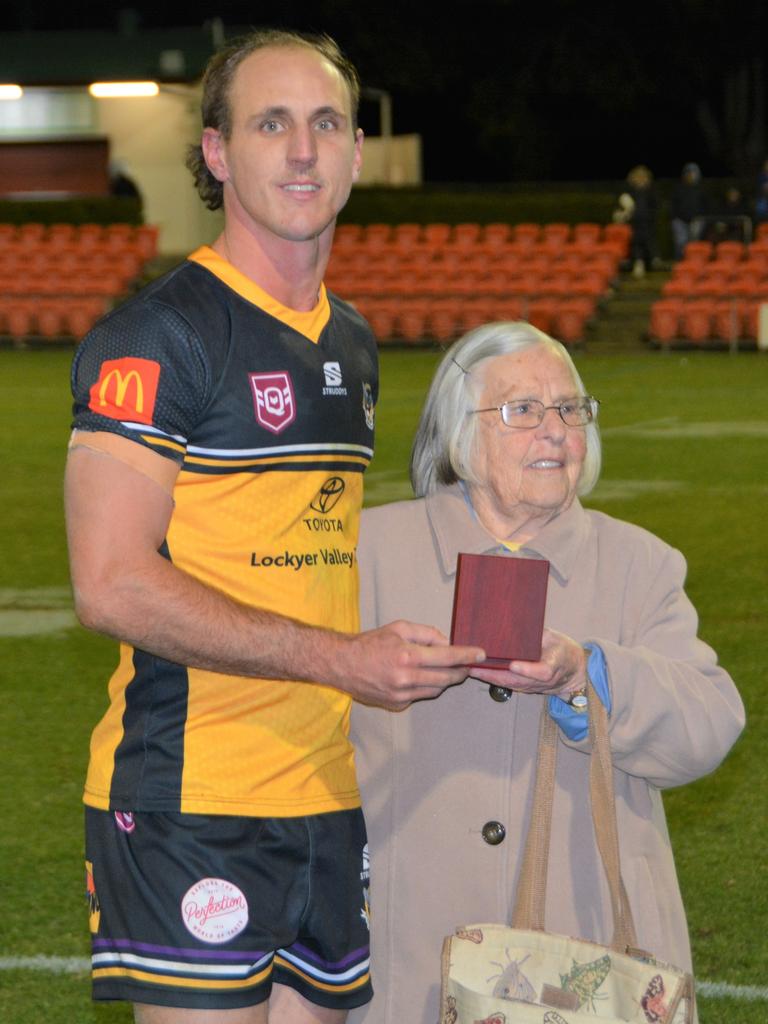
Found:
[425,482,590,584]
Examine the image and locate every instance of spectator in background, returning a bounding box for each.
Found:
[670,162,708,260]
[713,186,751,242]
[754,180,768,226]
[613,164,658,278]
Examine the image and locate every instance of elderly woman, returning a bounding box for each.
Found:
[347,322,744,1024]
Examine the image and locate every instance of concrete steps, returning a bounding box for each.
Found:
[583,269,667,350]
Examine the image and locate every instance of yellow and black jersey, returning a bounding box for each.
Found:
[71,246,378,817]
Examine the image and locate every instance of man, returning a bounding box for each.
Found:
[65,29,484,1024]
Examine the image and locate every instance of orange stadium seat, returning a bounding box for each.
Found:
[737,258,767,281]
[415,268,447,298]
[713,299,746,344]
[682,240,712,264]
[104,222,134,242]
[689,274,727,298]
[513,223,541,246]
[357,298,398,343]
[705,259,738,283]
[392,223,424,256]
[5,299,37,340]
[483,223,511,249]
[715,241,745,264]
[680,300,715,343]
[554,299,591,344]
[538,273,574,300]
[490,297,525,322]
[573,223,601,246]
[452,222,482,248]
[85,274,124,298]
[364,223,392,245]
[396,299,431,344]
[661,273,695,300]
[47,223,77,249]
[75,224,105,251]
[36,300,68,338]
[569,272,605,301]
[747,239,768,265]
[527,298,556,333]
[134,224,160,261]
[602,222,631,256]
[53,245,86,277]
[459,297,497,332]
[428,298,462,341]
[649,300,682,344]
[17,222,46,245]
[728,277,762,301]
[63,298,105,338]
[582,251,617,281]
[334,224,362,246]
[422,223,451,249]
[508,273,542,299]
[542,223,570,246]
[478,268,514,299]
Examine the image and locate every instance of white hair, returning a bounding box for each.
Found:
[410,321,602,497]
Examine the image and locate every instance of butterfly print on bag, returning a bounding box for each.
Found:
[642,974,670,1022]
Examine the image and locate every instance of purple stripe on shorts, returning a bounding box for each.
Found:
[91,937,268,961]
[283,941,370,970]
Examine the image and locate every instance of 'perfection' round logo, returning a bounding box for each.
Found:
[181,877,249,944]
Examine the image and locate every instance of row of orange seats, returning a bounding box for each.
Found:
[328,248,618,307]
[329,242,623,275]
[0,270,128,298]
[0,222,158,306]
[662,238,768,301]
[353,296,596,345]
[676,239,768,270]
[0,250,144,287]
[334,266,608,302]
[335,221,630,252]
[0,297,106,341]
[649,297,766,345]
[0,222,159,260]
[663,274,768,300]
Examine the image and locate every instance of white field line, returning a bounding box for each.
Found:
[0,956,765,1002]
[0,956,89,973]
[696,980,768,1002]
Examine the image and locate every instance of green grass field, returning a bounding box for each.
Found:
[0,344,766,1022]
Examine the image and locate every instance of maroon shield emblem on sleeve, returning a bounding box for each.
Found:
[249,371,296,434]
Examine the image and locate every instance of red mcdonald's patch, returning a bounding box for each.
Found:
[89,357,161,425]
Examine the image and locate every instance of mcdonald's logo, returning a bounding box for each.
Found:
[89,357,160,425]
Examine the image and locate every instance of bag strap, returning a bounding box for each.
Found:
[511,680,638,953]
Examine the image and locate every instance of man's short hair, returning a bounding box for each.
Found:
[187,28,361,211]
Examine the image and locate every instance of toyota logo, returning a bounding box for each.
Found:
[311,477,345,514]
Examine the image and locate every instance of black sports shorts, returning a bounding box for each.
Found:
[85,806,372,1010]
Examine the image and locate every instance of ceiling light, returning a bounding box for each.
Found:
[89,82,159,98]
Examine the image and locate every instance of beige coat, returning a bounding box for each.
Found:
[348,484,744,1024]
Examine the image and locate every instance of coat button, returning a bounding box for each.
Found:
[482,821,506,845]
[489,685,513,702]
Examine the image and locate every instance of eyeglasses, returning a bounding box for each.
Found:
[470,396,600,429]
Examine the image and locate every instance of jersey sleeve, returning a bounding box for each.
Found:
[71,299,211,464]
